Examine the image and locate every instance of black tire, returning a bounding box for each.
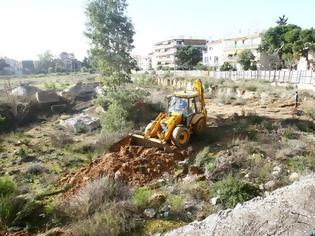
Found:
[193,118,206,135]
[172,126,190,147]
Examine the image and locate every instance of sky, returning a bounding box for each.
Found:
[1,0,315,61]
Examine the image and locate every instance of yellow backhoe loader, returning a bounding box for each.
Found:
[129,79,207,150]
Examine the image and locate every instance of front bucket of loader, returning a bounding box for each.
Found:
[109,134,175,153]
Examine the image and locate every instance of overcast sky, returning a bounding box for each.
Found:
[1,0,315,61]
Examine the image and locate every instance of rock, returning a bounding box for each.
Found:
[289,172,300,182]
[182,174,197,183]
[51,104,67,113]
[144,208,156,218]
[211,197,219,206]
[272,166,282,178]
[11,84,41,97]
[114,171,122,180]
[165,175,315,236]
[38,228,72,236]
[264,180,276,190]
[36,90,60,104]
[60,113,100,133]
[61,82,97,100]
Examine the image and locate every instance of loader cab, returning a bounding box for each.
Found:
[167,91,200,118]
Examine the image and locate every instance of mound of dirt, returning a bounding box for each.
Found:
[59,144,186,197]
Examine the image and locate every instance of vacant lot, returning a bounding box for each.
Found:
[0,74,314,235]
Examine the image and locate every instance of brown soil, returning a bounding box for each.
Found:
[59,142,187,197]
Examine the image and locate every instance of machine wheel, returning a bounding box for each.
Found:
[144,122,154,136]
[193,118,206,135]
[172,126,190,147]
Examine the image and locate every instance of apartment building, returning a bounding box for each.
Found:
[152,38,207,70]
[203,33,276,70]
[133,54,152,71]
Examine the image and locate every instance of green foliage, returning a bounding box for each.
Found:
[133,187,152,209]
[85,0,135,89]
[237,49,255,70]
[303,106,315,120]
[64,177,131,220]
[168,195,183,213]
[101,102,133,133]
[288,156,315,173]
[134,74,156,87]
[35,51,54,74]
[213,175,260,209]
[71,203,137,236]
[44,81,57,90]
[195,62,209,71]
[175,46,202,70]
[0,177,16,197]
[195,146,211,168]
[259,18,315,69]
[220,62,234,71]
[282,127,298,140]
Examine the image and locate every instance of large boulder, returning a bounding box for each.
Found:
[61,82,98,100]
[36,90,60,104]
[60,113,100,133]
[11,84,41,97]
[165,175,315,236]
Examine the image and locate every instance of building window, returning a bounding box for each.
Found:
[214,56,218,63]
[204,57,209,63]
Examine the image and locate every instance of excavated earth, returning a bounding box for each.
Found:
[59,139,186,197]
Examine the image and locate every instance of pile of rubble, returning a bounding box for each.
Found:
[59,141,187,197]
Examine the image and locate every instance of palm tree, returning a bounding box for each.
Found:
[276,15,288,26]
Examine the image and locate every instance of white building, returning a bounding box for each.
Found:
[202,39,224,69]
[152,38,207,70]
[133,54,152,71]
[297,50,315,71]
[203,33,277,70]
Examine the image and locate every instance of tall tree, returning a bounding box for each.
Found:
[85,0,135,90]
[276,15,288,26]
[259,23,301,68]
[175,46,202,70]
[293,28,315,70]
[237,49,255,70]
[35,51,54,74]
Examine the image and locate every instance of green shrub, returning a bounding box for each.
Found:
[258,162,273,181]
[303,107,315,120]
[0,177,16,197]
[213,175,260,209]
[288,156,315,173]
[101,102,133,133]
[71,203,138,236]
[195,147,211,168]
[282,127,298,140]
[133,187,152,209]
[168,195,183,213]
[64,177,131,219]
